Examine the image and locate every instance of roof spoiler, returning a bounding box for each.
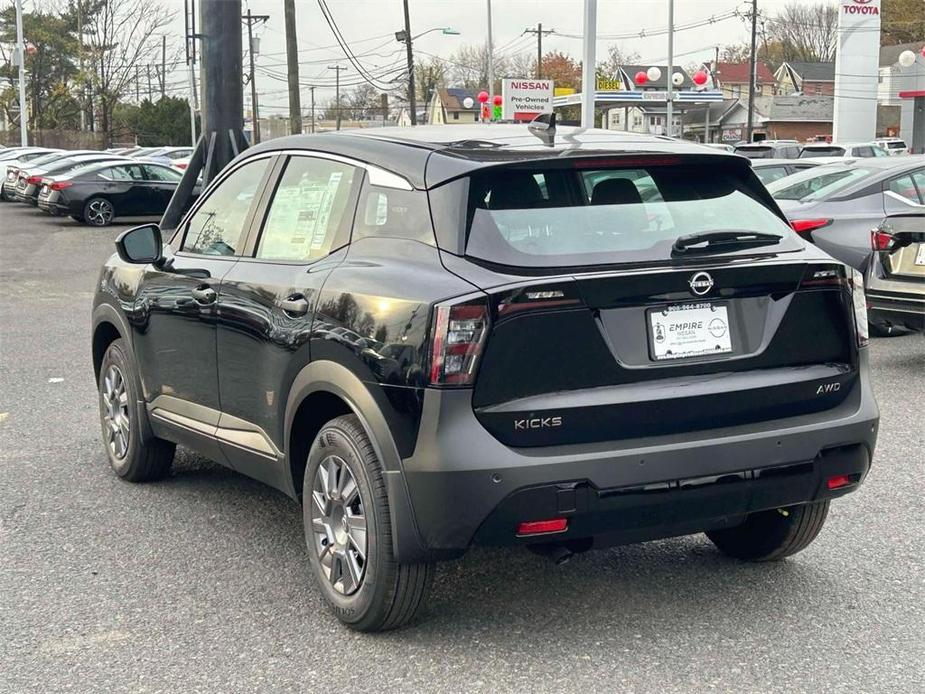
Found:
[528,113,556,147]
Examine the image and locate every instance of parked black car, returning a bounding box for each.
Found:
[39,160,194,225]
[12,154,130,206]
[92,125,879,631]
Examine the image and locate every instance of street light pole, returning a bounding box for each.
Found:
[14,0,27,146]
[402,0,417,125]
[580,0,596,128]
[487,0,494,104]
[666,0,674,137]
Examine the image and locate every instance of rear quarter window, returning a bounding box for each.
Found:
[352,180,434,245]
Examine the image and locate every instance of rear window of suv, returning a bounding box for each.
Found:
[463,160,796,268]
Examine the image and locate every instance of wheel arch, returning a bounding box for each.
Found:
[91,303,132,380]
[285,360,431,562]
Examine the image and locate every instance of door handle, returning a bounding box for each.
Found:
[278,294,309,316]
[191,285,217,304]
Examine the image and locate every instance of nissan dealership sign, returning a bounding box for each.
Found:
[502,79,554,121]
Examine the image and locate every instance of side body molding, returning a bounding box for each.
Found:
[285,360,433,562]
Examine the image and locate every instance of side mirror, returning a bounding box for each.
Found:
[115,224,164,265]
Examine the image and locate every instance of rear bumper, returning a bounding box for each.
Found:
[37,198,69,216]
[395,350,879,562]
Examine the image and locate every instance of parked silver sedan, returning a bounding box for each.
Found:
[866,213,924,335]
[767,156,925,270]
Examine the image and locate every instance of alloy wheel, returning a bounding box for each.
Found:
[311,455,368,595]
[87,199,113,225]
[101,364,130,459]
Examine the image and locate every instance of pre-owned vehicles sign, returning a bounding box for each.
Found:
[502,79,554,121]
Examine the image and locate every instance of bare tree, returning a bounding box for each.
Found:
[598,44,641,79]
[447,43,509,91]
[765,2,838,63]
[81,0,175,140]
[505,52,536,80]
[414,56,446,105]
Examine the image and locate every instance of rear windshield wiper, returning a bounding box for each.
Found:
[672,230,783,255]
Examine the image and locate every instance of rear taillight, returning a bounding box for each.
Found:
[429,300,489,386]
[176,163,188,170]
[26,175,41,185]
[50,181,72,191]
[790,218,832,241]
[870,229,895,252]
[849,267,869,347]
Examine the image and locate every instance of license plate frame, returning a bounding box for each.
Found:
[648,301,734,361]
[915,244,925,266]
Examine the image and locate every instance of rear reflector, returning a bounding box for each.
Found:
[790,219,832,239]
[827,474,853,490]
[517,518,568,536]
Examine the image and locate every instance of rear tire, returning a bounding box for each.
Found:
[98,339,175,482]
[303,414,433,631]
[706,500,829,561]
[83,197,115,226]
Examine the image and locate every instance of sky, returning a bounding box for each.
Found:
[157,0,816,116]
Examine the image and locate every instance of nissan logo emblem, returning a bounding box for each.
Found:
[689,271,714,296]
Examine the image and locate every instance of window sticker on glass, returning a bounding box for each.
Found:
[257,160,355,261]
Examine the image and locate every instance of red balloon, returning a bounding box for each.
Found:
[492,94,502,106]
[692,70,708,86]
[634,71,648,86]
[477,90,489,103]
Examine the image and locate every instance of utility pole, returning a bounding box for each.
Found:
[242,9,269,143]
[666,0,674,137]
[284,0,303,134]
[162,0,248,231]
[147,65,153,101]
[401,0,417,125]
[524,23,553,79]
[746,0,758,142]
[309,85,315,133]
[161,35,166,98]
[328,65,347,130]
[14,0,27,146]
[487,0,494,103]
[135,65,140,102]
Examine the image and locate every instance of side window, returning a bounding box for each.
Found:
[101,165,144,181]
[182,157,270,256]
[754,166,789,185]
[911,170,925,202]
[888,175,921,204]
[143,164,182,182]
[255,156,358,262]
[352,180,434,244]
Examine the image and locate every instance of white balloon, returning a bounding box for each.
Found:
[462,96,475,109]
[671,72,684,87]
[898,50,916,68]
[646,66,662,82]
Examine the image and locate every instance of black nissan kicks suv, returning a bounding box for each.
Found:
[92,125,879,631]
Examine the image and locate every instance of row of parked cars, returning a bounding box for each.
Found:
[728,137,912,161]
[0,144,194,226]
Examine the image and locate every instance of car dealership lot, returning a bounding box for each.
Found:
[1,203,923,692]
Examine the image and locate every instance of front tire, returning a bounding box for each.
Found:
[83,197,115,226]
[98,339,175,482]
[706,500,829,561]
[303,415,432,631]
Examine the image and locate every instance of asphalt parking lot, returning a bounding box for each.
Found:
[1,202,923,693]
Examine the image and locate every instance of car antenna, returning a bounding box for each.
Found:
[528,112,556,147]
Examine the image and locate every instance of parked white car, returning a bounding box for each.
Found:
[873,138,909,156]
[799,142,889,159]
